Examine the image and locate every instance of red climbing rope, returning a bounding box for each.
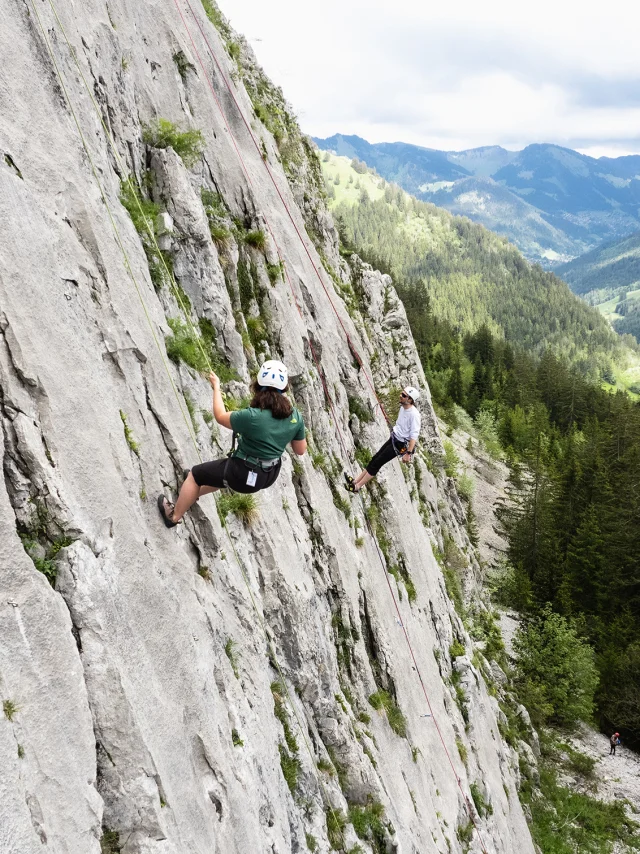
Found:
[171,0,352,464]
[171,3,491,849]
[180,0,391,428]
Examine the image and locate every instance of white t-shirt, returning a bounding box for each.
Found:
[393,405,421,442]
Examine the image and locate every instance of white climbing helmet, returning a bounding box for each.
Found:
[403,385,420,403]
[258,359,289,391]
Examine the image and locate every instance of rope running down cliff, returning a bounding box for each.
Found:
[35,0,490,846]
[28,2,351,847]
[172,1,492,850]
[180,0,392,429]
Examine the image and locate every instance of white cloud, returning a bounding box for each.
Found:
[216,0,640,155]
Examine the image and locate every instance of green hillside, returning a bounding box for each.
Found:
[555,231,640,345]
[556,231,640,296]
[321,153,622,378]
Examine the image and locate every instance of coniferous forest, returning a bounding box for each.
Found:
[334,184,623,374]
[331,167,640,745]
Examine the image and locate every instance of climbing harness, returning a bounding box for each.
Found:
[390,430,413,457]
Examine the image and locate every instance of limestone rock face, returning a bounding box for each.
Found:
[0,2,535,853]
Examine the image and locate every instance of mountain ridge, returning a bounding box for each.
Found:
[314,134,640,266]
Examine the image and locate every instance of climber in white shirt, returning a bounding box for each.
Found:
[345,386,421,493]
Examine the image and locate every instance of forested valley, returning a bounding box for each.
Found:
[327,157,640,748]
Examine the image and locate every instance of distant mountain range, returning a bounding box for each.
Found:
[313,134,640,268]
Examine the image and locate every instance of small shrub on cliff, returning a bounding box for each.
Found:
[443,440,459,478]
[278,739,299,792]
[19,505,74,587]
[165,318,208,372]
[355,446,372,469]
[348,395,374,424]
[142,118,205,167]
[172,50,192,81]
[456,470,475,502]
[348,799,388,853]
[164,317,237,381]
[456,738,468,766]
[201,188,231,246]
[266,261,284,284]
[470,782,493,817]
[450,639,466,659]
[200,0,232,38]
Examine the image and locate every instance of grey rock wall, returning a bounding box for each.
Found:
[0,1,535,852]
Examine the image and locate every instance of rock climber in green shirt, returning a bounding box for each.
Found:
[158,360,307,527]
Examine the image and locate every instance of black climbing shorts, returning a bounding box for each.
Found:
[191,457,282,493]
[366,438,399,477]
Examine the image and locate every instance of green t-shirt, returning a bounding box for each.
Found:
[230,406,305,460]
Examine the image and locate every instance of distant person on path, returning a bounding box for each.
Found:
[158,361,307,527]
[610,732,620,755]
[344,386,421,493]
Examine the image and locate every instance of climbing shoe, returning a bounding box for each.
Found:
[344,473,357,494]
[157,494,180,528]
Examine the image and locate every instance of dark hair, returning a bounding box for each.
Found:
[249,380,293,419]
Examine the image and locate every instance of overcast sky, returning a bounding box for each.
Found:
[216,0,640,158]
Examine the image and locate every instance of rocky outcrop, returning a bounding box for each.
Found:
[0,2,535,852]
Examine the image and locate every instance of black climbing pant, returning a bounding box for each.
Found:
[366,438,400,477]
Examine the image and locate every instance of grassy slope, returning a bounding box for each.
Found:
[322,153,640,397]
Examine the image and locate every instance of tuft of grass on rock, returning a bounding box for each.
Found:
[197,565,212,583]
[119,410,140,456]
[244,229,267,250]
[172,50,192,81]
[368,690,406,737]
[216,493,259,526]
[3,700,18,721]
[279,743,300,794]
[456,738,468,766]
[224,637,239,678]
[100,829,121,854]
[470,782,493,817]
[325,807,347,850]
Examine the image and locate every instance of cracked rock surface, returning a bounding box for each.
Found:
[0,2,535,852]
